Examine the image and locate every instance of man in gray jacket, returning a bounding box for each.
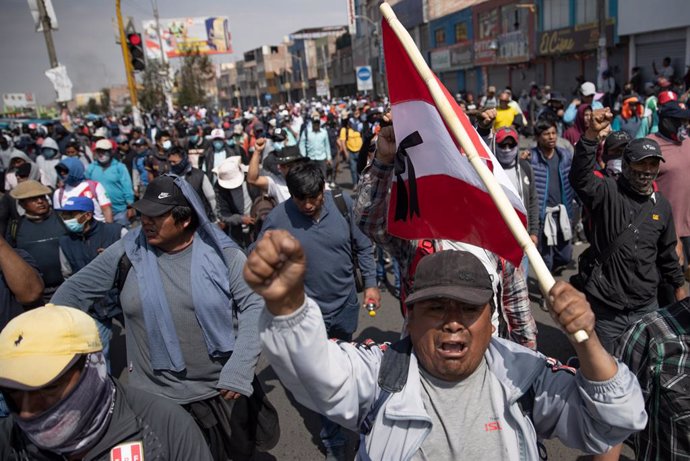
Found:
[51,175,265,460]
[246,230,647,461]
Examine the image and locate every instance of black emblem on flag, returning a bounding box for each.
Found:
[394,131,424,221]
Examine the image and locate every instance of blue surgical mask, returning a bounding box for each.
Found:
[213,140,225,151]
[189,135,199,144]
[273,142,284,151]
[41,148,58,159]
[63,217,85,233]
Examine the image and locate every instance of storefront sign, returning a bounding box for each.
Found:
[449,41,473,68]
[497,30,529,64]
[430,48,451,71]
[538,23,615,56]
[474,39,496,65]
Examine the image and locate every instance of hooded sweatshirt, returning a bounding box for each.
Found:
[563,104,590,146]
[4,151,52,191]
[53,157,111,222]
[36,137,61,188]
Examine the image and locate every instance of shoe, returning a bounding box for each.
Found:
[325,445,347,461]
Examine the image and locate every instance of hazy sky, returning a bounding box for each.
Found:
[0,0,348,104]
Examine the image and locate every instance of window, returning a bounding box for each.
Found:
[501,5,529,33]
[478,10,499,39]
[542,0,570,31]
[576,0,597,24]
[455,22,468,42]
[434,28,446,46]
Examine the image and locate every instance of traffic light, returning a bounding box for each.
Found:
[127,33,146,72]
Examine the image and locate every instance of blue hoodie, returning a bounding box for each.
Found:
[56,156,85,187]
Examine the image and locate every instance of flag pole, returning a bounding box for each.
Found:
[379,3,588,343]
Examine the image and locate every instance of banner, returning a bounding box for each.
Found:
[142,16,233,59]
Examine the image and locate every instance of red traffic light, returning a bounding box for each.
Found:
[127,33,142,46]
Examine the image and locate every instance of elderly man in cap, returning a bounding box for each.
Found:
[8,180,67,300]
[248,140,307,204]
[51,174,267,459]
[215,156,261,249]
[0,304,214,460]
[246,230,647,460]
[569,109,687,353]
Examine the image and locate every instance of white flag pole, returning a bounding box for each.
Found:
[380,2,588,343]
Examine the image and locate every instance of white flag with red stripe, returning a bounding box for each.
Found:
[382,19,527,266]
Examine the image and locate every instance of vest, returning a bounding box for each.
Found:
[12,213,66,288]
[184,167,214,220]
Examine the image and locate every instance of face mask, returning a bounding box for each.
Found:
[495,145,518,166]
[605,158,622,177]
[658,116,686,143]
[96,153,111,165]
[273,142,284,152]
[622,160,658,195]
[213,140,225,151]
[41,148,58,159]
[189,135,199,144]
[170,158,189,175]
[162,140,172,150]
[63,216,85,233]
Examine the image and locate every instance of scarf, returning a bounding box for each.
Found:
[14,353,115,455]
[122,175,240,371]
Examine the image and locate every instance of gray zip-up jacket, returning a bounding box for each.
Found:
[261,297,647,461]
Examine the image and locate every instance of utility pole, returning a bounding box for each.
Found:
[596,0,608,91]
[116,0,138,108]
[150,0,173,114]
[321,43,331,100]
[36,0,64,107]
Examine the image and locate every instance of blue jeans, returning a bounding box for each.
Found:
[113,210,129,228]
[319,294,359,450]
[348,150,359,187]
[376,246,401,291]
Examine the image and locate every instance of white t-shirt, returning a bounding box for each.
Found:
[265,174,291,204]
[53,180,111,222]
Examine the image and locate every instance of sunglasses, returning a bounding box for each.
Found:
[498,142,517,149]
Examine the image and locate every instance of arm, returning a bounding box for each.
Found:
[323,131,332,162]
[298,130,307,157]
[95,183,113,223]
[245,230,381,428]
[101,205,113,223]
[563,102,578,125]
[247,140,269,191]
[501,261,537,350]
[59,247,73,279]
[656,213,688,300]
[217,248,264,397]
[0,237,43,305]
[200,175,217,221]
[120,164,135,206]
[50,240,125,308]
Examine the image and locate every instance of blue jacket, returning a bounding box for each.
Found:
[529,146,575,221]
[86,159,134,213]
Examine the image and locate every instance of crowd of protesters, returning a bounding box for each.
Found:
[0,58,689,461]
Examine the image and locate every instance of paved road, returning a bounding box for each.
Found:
[109,167,635,460]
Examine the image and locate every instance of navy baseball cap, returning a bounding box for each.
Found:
[56,196,94,213]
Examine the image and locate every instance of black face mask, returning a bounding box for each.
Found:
[170,157,189,175]
[621,160,658,196]
[658,116,687,143]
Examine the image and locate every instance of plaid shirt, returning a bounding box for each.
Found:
[353,158,537,350]
[616,299,690,461]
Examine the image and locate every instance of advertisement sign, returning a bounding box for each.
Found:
[538,22,615,56]
[430,48,451,71]
[497,31,529,64]
[449,41,473,68]
[3,93,36,111]
[27,0,58,31]
[474,39,496,65]
[142,16,233,59]
[356,66,373,91]
[316,80,329,97]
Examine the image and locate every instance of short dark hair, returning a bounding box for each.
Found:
[171,204,198,231]
[286,162,325,200]
[155,130,171,141]
[535,119,557,136]
[167,146,186,160]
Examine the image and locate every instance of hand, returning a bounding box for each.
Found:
[255,138,266,152]
[243,230,306,316]
[519,150,531,160]
[530,234,538,245]
[584,108,613,140]
[477,108,497,129]
[571,98,581,107]
[219,389,242,400]
[376,114,396,165]
[547,281,595,343]
[241,215,256,225]
[126,208,136,220]
[363,287,381,310]
[675,286,688,301]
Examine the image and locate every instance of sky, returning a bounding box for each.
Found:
[0,0,348,105]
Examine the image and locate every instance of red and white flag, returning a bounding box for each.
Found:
[382,19,527,266]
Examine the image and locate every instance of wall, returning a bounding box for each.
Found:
[618,0,690,35]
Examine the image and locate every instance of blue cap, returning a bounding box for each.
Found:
[56,196,94,212]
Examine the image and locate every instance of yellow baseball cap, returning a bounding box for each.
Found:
[0,304,102,390]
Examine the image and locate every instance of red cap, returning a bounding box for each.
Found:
[658,91,678,106]
[495,127,518,145]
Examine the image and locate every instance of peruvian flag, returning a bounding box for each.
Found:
[382,19,527,266]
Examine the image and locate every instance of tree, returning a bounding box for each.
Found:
[100,88,111,113]
[139,59,167,112]
[86,97,100,114]
[176,50,213,107]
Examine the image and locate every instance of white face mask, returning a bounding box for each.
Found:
[605,158,622,177]
[162,140,172,150]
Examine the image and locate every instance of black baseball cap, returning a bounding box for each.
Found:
[405,250,493,307]
[623,138,665,164]
[275,145,307,165]
[603,131,631,160]
[132,176,190,217]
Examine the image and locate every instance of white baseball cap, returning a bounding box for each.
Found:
[580,82,603,101]
[210,128,225,140]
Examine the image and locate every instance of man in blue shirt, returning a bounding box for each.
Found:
[299,114,332,179]
[258,162,379,460]
[86,139,135,227]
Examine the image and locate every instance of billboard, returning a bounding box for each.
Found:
[142,16,232,59]
[3,93,36,111]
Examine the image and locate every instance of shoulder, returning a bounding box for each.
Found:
[118,381,200,431]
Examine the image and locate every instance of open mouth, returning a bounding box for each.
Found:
[437,341,467,358]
